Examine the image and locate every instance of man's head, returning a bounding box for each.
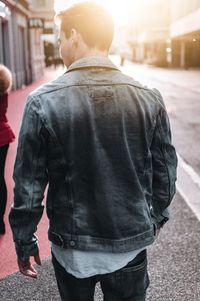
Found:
[0,64,12,95]
[55,1,114,67]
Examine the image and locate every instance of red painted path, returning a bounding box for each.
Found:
[0,67,63,279]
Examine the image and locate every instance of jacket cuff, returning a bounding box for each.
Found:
[14,235,39,261]
[151,208,169,230]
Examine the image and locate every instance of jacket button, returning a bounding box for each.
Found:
[70,240,76,247]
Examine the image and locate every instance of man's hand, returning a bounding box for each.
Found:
[18,251,41,279]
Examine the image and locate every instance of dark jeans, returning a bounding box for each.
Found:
[52,249,149,301]
[0,144,9,223]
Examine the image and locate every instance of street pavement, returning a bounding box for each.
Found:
[1,59,200,300]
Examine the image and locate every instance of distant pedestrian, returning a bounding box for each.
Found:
[0,64,15,234]
[9,2,177,300]
[120,54,125,66]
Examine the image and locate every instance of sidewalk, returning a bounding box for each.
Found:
[1,193,200,300]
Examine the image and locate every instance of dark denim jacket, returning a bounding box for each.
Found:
[9,57,177,261]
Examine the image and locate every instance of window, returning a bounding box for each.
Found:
[37,0,45,7]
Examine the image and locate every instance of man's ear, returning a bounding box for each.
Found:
[70,28,79,45]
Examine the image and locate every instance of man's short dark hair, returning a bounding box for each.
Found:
[55,1,114,51]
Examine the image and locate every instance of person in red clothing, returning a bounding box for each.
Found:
[0,64,15,234]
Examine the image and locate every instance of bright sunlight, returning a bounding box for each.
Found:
[54,0,128,28]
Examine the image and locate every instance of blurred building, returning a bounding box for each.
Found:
[113,25,132,65]
[170,0,200,68]
[0,0,33,89]
[127,0,200,68]
[0,0,55,90]
[128,0,171,67]
[30,0,56,68]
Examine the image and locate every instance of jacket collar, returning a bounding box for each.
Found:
[66,56,119,73]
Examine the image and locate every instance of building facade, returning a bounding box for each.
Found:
[170,0,200,68]
[127,0,200,68]
[128,0,171,67]
[0,0,32,89]
[0,0,55,90]
[30,0,56,68]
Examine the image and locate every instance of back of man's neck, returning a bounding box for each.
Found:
[75,49,108,61]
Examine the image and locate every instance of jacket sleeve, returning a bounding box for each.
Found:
[9,96,48,261]
[150,90,178,229]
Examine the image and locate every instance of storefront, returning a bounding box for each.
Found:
[170,1,200,68]
[0,0,55,89]
[172,34,200,68]
[0,1,31,89]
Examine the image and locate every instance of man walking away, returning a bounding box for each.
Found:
[9,2,177,300]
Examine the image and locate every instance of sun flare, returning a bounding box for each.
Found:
[54,0,128,28]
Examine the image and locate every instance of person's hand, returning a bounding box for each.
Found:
[18,251,41,279]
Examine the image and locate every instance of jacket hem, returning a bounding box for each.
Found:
[48,228,155,253]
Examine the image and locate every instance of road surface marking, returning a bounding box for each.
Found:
[177,153,200,221]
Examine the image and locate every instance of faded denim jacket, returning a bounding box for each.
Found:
[9,56,177,261]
